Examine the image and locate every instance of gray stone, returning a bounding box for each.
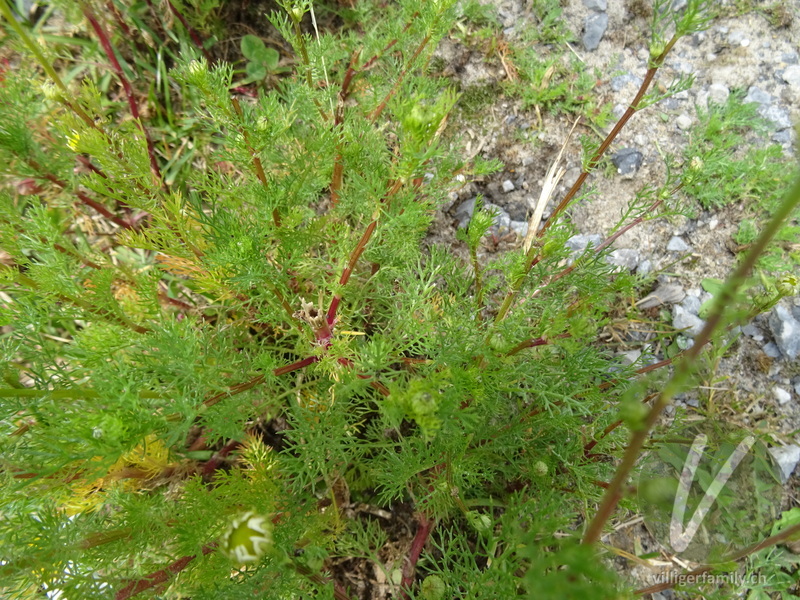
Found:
[455,198,477,220]
[673,305,705,337]
[742,323,764,341]
[618,349,641,366]
[671,0,687,9]
[773,129,794,145]
[638,283,686,309]
[773,386,792,405]
[681,295,702,316]
[760,104,792,130]
[484,203,511,231]
[607,249,640,271]
[667,236,690,252]
[744,86,771,106]
[676,114,693,130]
[768,305,800,359]
[781,64,800,89]
[768,445,800,483]
[583,12,608,52]
[611,73,643,92]
[782,51,799,64]
[794,377,800,396]
[566,233,603,253]
[611,148,644,175]
[583,0,607,10]
[509,220,529,238]
[637,259,652,275]
[763,342,782,359]
[502,179,515,193]
[708,83,730,105]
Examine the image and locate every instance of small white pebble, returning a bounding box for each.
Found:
[773,387,792,405]
[502,179,515,193]
[676,114,692,130]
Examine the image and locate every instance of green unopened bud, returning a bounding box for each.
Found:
[532,460,548,477]
[619,397,650,432]
[223,512,274,563]
[40,81,62,102]
[421,574,447,600]
[777,274,799,297]
[466,511,492,536]
[411,391,437,415]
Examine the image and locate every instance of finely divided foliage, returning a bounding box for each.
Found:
[0,1,799,599]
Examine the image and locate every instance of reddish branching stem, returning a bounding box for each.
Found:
[115,544,216,600]
[36,169,134,230]
[369,33,431,122]
[327,219,377,325]
[540,36,679,237]
[165,0,214,64]
[230,97,280,227]
[81,4,163,185]
[203,374,266,408]
[329,52,360,207]
[400,513,434,599]
[201,439,242,477]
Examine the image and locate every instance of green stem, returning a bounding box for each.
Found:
[0,0,94,128]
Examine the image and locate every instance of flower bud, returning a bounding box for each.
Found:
[223,512,274,563]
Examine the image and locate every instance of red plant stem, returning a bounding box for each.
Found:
[329,52,360,207]
[583,392,659,457]
[203,374,266,408]
[201,439,242,477]
[400,513,433,598]
[505,333,570,357]
[106,1,133,41]
[35,170,134,230]
[360,17,415,72]
[327,219,377,325]
[165,0,213,64]
[493,38,681,328]
[369,33,431,122]
[76,155,108,179]
[274,355,318,377]
[115,544,216,600]
[582,174,800,546]
[540,36,679,237]
[82,5,163,185]
[230,97,280,227]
